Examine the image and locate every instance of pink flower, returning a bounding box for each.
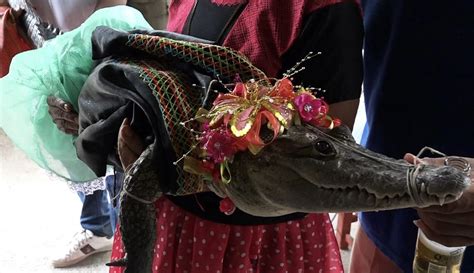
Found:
[201,122,210,131]
[201,127,236,163]
[294,93,323,122]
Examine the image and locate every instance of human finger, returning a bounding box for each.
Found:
[119,118,145,155]
[417,211,474,238]
[414,220,474,247]
[403,153,445,166]
[118,140,140,171]
[48,105,78,122]
[417,210,474,226]
[118,118,145,171]
[51,119,78,135]
[47,96,75,113]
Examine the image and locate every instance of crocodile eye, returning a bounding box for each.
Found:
[314,140,335,155]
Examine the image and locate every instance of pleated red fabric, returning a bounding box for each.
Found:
[109,197,344,273]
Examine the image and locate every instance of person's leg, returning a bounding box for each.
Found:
[105,171,124,232]
[52,178,115,268]
[79,171,124,238]
[78,188,114,238]
[350,226,403,273]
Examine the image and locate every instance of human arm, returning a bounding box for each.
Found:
[94,0,127,11]
[280,1,363,129]
[404,153,474,247]
[329,99,359,130]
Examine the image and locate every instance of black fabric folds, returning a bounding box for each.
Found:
[76,27,309,225]
[76,28,213,194]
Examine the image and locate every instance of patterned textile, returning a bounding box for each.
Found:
[78,29,269,194]
[125,33,267,82]
[119,33,268,194]
[167,0,350,77]
[124,58,205,194]
[109,196,345,273]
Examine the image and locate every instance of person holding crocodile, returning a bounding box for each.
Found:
[25,0,168,267]
[100,0,364,272]
[47,0,363,271]
[41,1,472,273]
[63,1,471,272]
[350,1,474,272]
[0,3,158,268]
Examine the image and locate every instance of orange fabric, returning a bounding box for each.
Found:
[0,6,33,77]
[350,227,403,273]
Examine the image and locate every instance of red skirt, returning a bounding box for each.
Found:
[110,197,344,273]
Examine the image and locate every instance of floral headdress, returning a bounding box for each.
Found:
[181,52,341,190]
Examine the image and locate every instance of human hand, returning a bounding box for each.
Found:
[117,118,145,172]
[404,153,474,247]
[47,96,79,135]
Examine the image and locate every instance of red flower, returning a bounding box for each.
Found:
[201,127,237,163]
[219,197,236,215]
[294,93,323,122]
[271,78,296,99]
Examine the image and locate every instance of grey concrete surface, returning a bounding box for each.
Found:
[0,130,109,273]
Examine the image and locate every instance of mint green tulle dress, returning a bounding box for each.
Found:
[0,6,152,182]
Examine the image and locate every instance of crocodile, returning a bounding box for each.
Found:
[220,124,471,216]
[110,123,470,273]
[85,28,471,273]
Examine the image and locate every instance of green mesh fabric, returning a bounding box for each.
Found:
[126,33,268,82]
[125,58,205,194]
[123,33,270,194]
[0,7,153,182]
